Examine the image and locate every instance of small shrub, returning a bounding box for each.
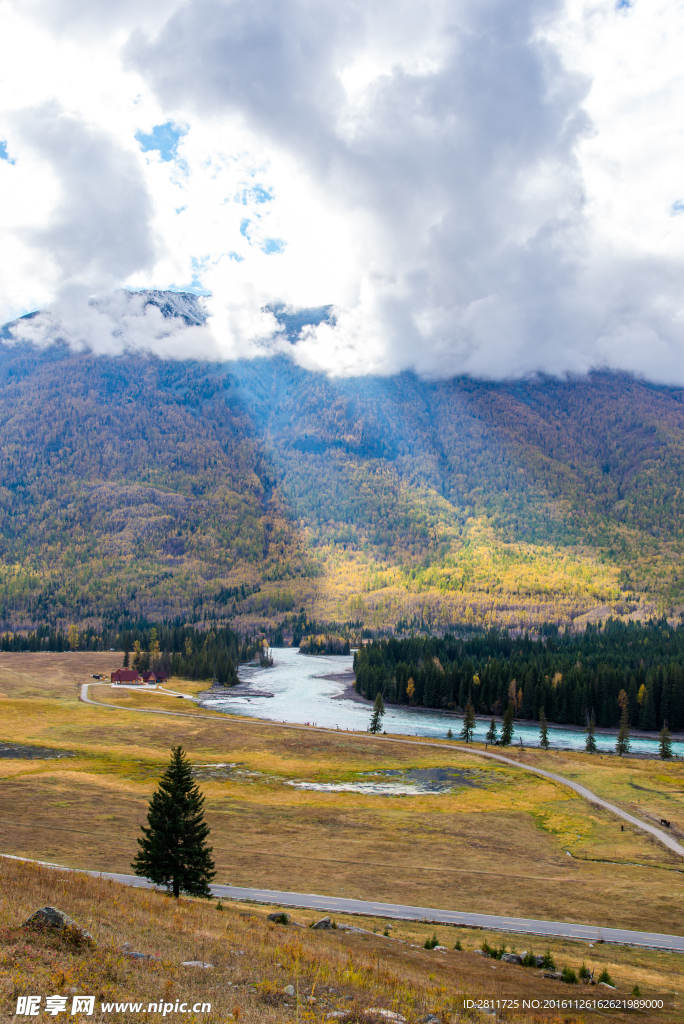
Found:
[561,966,578,984]
[541,950,556,970]
[454,939,462,951]
[62,925,94,950]
[598,968,613,985]
[256,982,285,1006]
[579,962,590,981]
[521,951,537,967]
[481,939,506,959]
[271,913,290,925]
[424,933,439,950]
[216,901,223,911]
[632,985,641,996]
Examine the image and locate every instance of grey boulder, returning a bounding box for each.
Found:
[23,907,92,941]
[312,916,333,930]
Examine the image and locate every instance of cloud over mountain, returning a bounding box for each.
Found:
[2,0,684,380]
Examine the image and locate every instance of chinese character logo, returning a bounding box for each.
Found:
[16,996,41,1016]
[45,996,68,1016]
[71,996,95,1015]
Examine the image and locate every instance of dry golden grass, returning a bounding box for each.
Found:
[506,748,684,840]
[0,654,682,943]
[0,857,679,1024]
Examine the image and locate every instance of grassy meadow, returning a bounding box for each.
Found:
[0,651,683,1019]
[497,745,684,845]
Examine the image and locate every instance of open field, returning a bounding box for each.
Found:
[501,748,684,845]
[0,654,683,951]
[0,856,681,1024]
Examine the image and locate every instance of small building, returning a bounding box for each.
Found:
[141,670,168,684]
[111,669,142,685]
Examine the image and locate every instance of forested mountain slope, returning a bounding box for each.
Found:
[2,293,684,630]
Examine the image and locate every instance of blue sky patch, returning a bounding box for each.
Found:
[240,218,251,238]
[0,140,13,163]
[616,0,632,8]
[236,184,274,205]
[135,122,186,161]
[262,238,286,255]
[251,184,273,204]
[186,256,212,294]
[237,184,274,203]
[671,200,684,215]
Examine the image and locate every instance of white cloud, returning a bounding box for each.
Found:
[2,0,684,380]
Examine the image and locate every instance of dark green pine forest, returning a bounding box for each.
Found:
[354,619,684,732]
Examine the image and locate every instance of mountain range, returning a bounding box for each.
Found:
[1,291,683,632]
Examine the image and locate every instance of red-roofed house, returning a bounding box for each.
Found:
[111,669,142,685]
[141,670,169,684]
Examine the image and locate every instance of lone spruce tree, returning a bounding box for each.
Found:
[460,699,476,742]
[616,704,630,757]
[369,692,385,734]
[500,705,514,747]
[585,713,597,754]
[659,722,673,760]
[539,708,550,750]
[133,746,215,898]
[486,718,498,745]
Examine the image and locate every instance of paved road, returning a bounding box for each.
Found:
[3,854,683,952]
[79,683,684,858]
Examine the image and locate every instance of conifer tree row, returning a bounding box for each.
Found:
[354,618,684,731]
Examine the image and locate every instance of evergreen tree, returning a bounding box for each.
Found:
[501,705,514,747]
[539,708,550,750]
[627,677,638,726]
[585,713,597,754]
[659,722,673,760]
[369,692,385,734]
[123,646,130,668]
[486,718,498,744]
[643,689,657,731]
[460,699,476,742]
[133,746,215,898]
[616,704,630,757]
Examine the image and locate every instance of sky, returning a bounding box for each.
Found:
[1,0,684,381]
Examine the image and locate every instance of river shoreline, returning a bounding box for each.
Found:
[336,678,684,742]
[212,647,684,755]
